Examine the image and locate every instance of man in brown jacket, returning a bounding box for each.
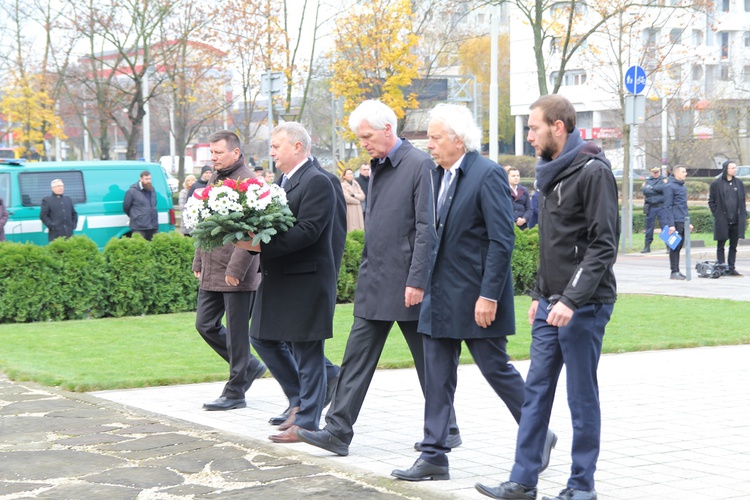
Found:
[193,130,266,411]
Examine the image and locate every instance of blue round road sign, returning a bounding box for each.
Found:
[625,65,646,94]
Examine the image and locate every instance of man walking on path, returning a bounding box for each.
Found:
[391,104,546,482]
[193,131,266,412]
[296,99,460,457]
[709,160,747,276]
[476,94,619,500]
[40,179,77,241]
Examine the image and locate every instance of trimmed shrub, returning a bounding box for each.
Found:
[0,242,63,323]
[150,232,198,314]
[103,234,157,317]
[512,227,539,295]
[337,230,364,303]
[47,236,107,319]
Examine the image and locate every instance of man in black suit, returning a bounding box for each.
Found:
[237,122,336,443]
[40,179,78,241]
[296,99,460,457]
[264,157,345,430]
[392,104,554,482]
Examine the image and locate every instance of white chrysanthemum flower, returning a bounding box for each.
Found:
[207,186,242,215]
[183,198,206,227]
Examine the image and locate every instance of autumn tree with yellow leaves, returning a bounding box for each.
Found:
[1,74,66,159]
[330,0,421,136]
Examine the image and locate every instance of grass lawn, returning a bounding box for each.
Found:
[1,294,748,392]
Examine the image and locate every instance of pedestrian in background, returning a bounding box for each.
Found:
[507,167,532,230]
[178,174,196,235]
[476,94,618,500]
[356,163,370,220]
[123,171,158,241]
[40,179,78,241]
[341,168,365,231]
[188,166,213,198]
[0,195,8,242]
[709,160,746,276]
[663,165,692,280]
[640,166,667,253]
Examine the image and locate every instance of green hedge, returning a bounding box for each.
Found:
[629,206,715,234]
[0,233,197,323]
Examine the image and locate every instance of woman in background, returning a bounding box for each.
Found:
[341,168,365,231]
[178,174,197,235]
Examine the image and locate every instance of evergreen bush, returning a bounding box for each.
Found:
[0,242,63,323]
[150,232,198,314]
[47,236,107,319]
[512,227,539,295]
[337,230,364,303]
[103,234,157,317]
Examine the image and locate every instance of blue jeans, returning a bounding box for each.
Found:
[510,299,613,491]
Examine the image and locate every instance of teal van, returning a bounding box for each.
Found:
[0,161,175,248]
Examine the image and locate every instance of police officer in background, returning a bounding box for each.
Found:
[640,166,667,253]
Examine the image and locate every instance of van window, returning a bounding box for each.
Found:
[0,173,9,205]
[19,171,86,206]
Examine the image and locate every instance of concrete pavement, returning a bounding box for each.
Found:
[1,244,749,499]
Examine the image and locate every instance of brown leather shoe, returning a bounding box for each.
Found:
[277,406,299,431]
[269,424,301,443]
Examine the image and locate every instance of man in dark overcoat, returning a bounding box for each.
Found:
[40,179,78,241]
[392,104,552,481]
[709,160,747,276]
[238,122,336,444]
[263,156,345,429]
[296,99,460,457]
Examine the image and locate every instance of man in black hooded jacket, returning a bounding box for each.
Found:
[476,94,619,500]
[709,160,747,276]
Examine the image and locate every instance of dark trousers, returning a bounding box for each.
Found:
[420,334,524,467]
[324,318,459,445]
[669,221,685,272]
[717,223,739,270]
[251,338,326,430]
[195,289,261,400]
[132,229,157,241]
[510,299,613,491]
[644,204,666,245]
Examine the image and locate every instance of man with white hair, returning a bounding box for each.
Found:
[40,179,78,241]
[392,104,553,482]
[297,99,460,456]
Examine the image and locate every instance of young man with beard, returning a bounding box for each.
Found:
[123,171,158,240]
[193,130,266,411]
[476,94,619,500]
[708,160,747,276]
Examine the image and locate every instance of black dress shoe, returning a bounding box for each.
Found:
[243,362,267,393]
[269,406,291,426]
[542,487,597,500]
[540,429,557,473]
[202,397,246,411]
[297,428,349,456]
[391,459,449,481]
[324,373,339,407]
[413,431,462,452]
[475,481,537,499]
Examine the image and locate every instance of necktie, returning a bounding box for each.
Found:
[437,170,452,213]
[280,174,288,188]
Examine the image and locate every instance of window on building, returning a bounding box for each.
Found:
[722,0,730,11]
[746,0,750,11]
[549,70,587,87]
[720,64,731,80]
[477,13,485,24]
[667,64,682,81]
[669,28,683,44]
[692,29,703,46]
[692,65,703,81]
[643,27,659,46]
[743,65,750,83]
[745,32,750,47]
[720,32,729,58]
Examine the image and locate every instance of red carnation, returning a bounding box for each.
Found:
[223,178,238,189]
